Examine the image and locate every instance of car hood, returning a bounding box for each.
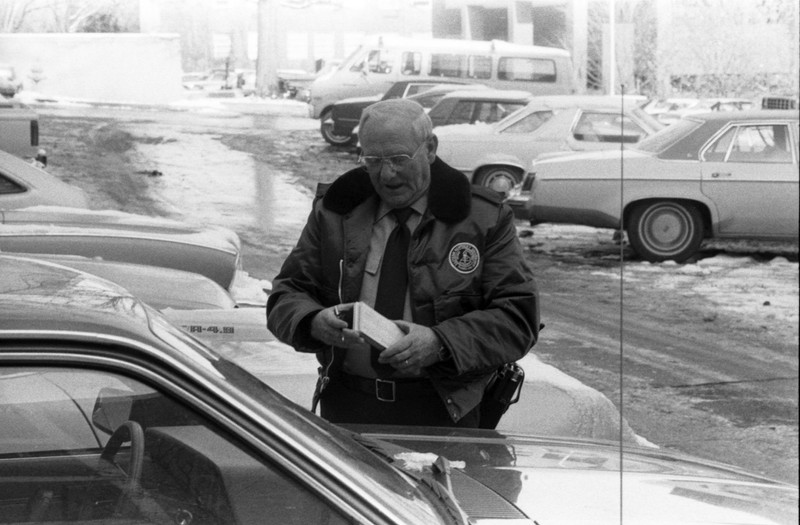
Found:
[357,427,798,525]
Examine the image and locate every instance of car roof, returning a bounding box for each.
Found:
[438,89,533,101]
[523,94,642,109]
[683,109,799,122]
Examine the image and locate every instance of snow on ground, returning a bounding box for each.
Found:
[525,223,799,341]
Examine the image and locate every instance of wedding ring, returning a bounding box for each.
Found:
[333,305,340,317]
[341,334,345,343]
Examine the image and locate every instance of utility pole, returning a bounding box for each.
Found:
[257,0,280,97]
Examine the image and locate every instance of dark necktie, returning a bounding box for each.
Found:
[372,207,413,375]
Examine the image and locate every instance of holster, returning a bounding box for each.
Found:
[478,362,525,429]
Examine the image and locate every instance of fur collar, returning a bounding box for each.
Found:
[321,157,471,223]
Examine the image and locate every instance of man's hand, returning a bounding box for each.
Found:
[378,322,444,374]
[310,303,366,349]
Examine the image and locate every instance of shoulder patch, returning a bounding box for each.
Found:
[470,185,503,205]
[448,242,480,274]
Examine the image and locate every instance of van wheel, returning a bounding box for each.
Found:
[474,166,521,196]
[320,111,355,146]
[627,200,704,262]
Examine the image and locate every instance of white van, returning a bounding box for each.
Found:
[307,36,575,120]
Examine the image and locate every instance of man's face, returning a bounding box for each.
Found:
[359,121,435,209]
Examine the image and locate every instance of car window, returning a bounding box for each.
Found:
[572,111,647,143]
[722,124,794,163]
[400,51,421,75]
[429,53,467,77]
[449,101,475,124]
[467,55,492,79]
[0,366,349,525]
[497,57,556,82]
[703,126,736,161]
[501,110,554,134]
[474,101,528,124]
[634,118,703,153]
[355,49,395,74]
[0,173,26,194]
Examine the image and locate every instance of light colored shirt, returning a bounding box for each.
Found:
[343,195,428,377]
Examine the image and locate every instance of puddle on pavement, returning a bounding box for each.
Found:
[132,128,312,279]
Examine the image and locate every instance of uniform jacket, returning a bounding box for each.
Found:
[267,157,540,422]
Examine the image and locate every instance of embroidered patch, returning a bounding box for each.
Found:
[448,242,480,274]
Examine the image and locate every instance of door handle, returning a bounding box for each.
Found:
[711,172,732,178]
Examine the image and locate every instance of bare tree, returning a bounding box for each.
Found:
[0,0,49,32]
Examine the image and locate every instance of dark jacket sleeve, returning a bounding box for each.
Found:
[266,204,329,353]
[431,203,540,377]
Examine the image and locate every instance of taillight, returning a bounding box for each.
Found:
[30,120,39,146]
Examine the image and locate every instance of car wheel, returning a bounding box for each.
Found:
[627,201,704,262]
[474,166,521,195]
[320,111,355,146]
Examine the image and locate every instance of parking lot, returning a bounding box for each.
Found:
[29,99,797,483]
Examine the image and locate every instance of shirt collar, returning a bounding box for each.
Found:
[376,194,428,223]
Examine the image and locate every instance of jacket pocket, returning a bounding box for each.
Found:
[433,293,483,323]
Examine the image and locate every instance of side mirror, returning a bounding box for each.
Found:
[92,387,133,435]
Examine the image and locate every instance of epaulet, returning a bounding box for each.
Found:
[315,183,331,198]
[470,184,503,205]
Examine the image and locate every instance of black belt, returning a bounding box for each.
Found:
[337,372,433,403]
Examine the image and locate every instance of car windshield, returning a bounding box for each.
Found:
[633,118,703,153]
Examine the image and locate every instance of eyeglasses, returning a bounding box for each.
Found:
[358,142,427,171]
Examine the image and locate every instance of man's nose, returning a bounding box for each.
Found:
[378,161,400,179]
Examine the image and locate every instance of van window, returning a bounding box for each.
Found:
[467,56,492,79]
[401,52,422,75]
[429,54,466,78]
[498,57,557,83]
[351,49,395,74]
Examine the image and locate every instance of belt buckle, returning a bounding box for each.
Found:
[375,379,396,402]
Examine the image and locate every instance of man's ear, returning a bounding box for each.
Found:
[426,135,439,162]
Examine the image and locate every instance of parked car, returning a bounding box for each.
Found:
[0,63,22,98]
[516,110,799,262]
[435,95,664,194]
[1,255,797,525]
[427,88,534,128]
[321,79,469,146]
[0,206,241,289]
[651,97,754,126]
[0,150,86,209]
[9,253,237,311]
[0,99,47,165]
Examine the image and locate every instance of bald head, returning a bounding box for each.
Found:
[359,98,433,144]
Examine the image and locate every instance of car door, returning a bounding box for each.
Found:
[0,357,352,525]
[700,121,799,237]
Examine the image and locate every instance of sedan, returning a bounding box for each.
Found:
[1,250,797,525]
[436,95,663,194]
[0,149,87,209]
[321,79,469,146]
[0,206,242,290]
[427,89,533,128]
[520,110,799,262]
